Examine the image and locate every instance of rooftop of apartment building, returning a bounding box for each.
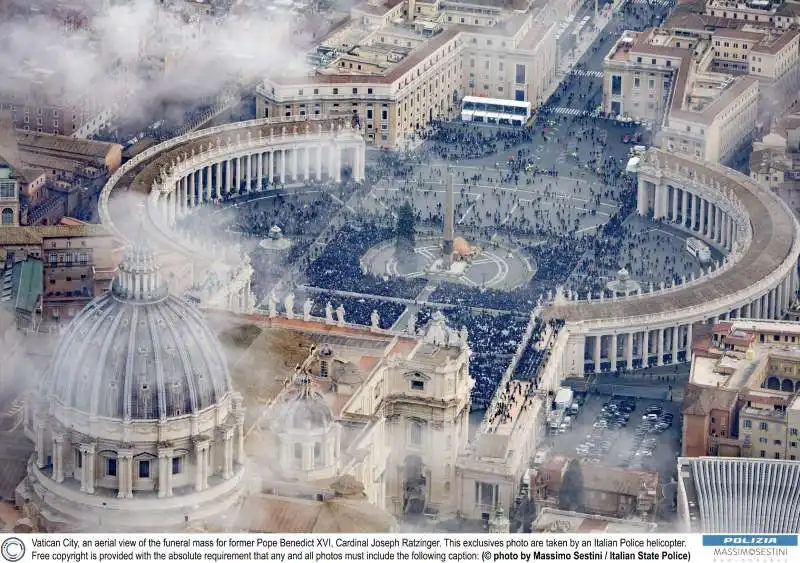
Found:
[687,320,800,413]
[532,508,658,533]
[606,26,765,126]
[265,2,540,88]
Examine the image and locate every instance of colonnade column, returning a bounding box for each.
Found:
[657,328,664,366]
[610,334,618,370]
[626,333,634,370]
[215,163,222,199]
[636,177,649,216]
[682,190,689,227]
[292,148,299,180]
[268,152,274,185]
[79,444,95,494]
[205,166,212,202]
[699,199,707,236]
[245,154,252,191]
[328,146,336,182]
[642,330,650,366]
[189,171,196,208]
[653,183,664,219]
[257,152,264,190]
[316,147,323,181]
[594,335,602,374]
[686,324,693,354]
[304,147,310,179]
[671,187,679,222]
[170,190,177,225]
[707,203,715,240]
[335,147,342,183]
[693,194,701,231]
[777,282,785,319]
[714,207,722,243]
[280,150,286,184]
[671,326,679,364]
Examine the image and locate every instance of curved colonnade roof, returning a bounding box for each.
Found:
[103,116,349,244]
[543,150,798,323]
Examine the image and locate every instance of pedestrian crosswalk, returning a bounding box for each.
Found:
[549,107,589,116]
[569,69,603,78]
[627,0,675,6]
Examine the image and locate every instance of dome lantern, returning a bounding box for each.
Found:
[111,230,169,303]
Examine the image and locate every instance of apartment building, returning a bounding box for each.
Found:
[256,0,557,148]
[603,27,761,163]
[533,456,659,519]
[705,0,800,29]
[749,110,800,209]
[683,319,800,462]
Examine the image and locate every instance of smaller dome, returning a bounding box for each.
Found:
[272,376,333,432]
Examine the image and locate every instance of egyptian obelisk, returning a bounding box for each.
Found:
[442,167,455,258]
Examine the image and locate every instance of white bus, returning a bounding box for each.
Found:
[686,237,711,264]
[461,96,532,126]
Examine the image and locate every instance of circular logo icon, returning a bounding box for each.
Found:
[1,537,26,562]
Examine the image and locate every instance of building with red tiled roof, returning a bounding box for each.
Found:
[684,319,800,461]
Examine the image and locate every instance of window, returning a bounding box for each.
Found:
[1,208,14,225]
[791,428,798,436]
[760,422,769,431]
[332,88,338,95]
[172,456,183,474]
[410,380,424,391]
[410,420,424,446]
[775,440,782,445]
[75,449,82,469]
[106,458,117,477]
[759,437,768,444]
[634,77,640,88]
[515,63,526,84]
[648,79,655,89]
[294,443,302,459]
[611,75,622,96]
[139,460,150,479]
[743,419,752,429]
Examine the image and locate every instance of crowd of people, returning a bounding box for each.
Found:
[416,307,530,409]
[305,223,427,299]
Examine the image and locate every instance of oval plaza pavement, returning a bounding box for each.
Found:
[544,147,800,374]
[98,115,800,376]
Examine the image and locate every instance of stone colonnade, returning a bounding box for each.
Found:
[637,178,740,252]
[580,156,800,373]
[157,140,365,226]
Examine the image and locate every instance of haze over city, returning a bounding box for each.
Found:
[0,0,799,537]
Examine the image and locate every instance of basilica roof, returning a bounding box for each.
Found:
[44,234,232,421]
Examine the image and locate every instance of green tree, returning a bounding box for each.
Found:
[396,201,416,251]
[558,459,584,512]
